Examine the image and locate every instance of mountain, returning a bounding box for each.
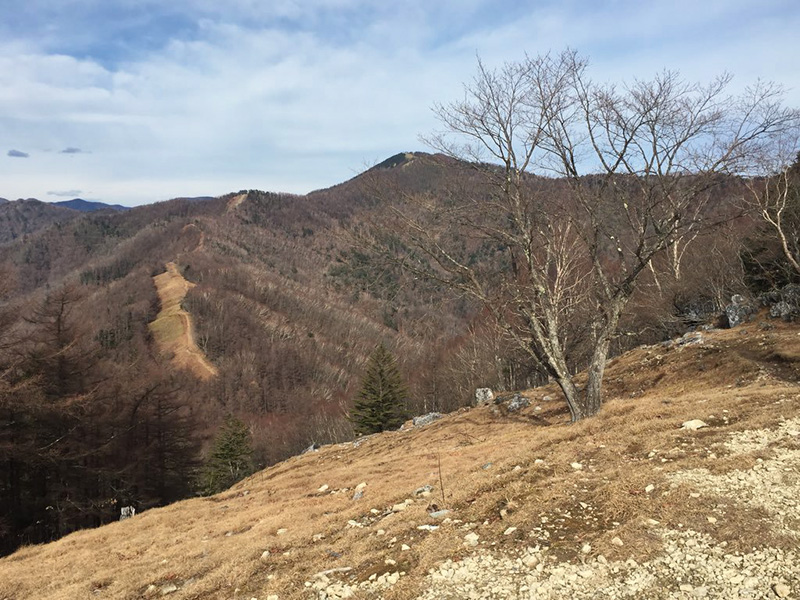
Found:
[1,317,797,598]
[52,198,130,212]
[0,198,82,244]
[0,152,782,559]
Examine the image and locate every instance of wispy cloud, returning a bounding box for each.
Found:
[47,189,83,197]
[7,150,29,158]
[60,147,87,154]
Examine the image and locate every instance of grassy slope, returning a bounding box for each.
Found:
[1,316,798,600]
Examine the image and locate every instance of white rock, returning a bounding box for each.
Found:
[260,550,270,562]
[571,462,583,470]
[773,583,791,598]
[581,543,592,554]
[611,537,624,547]
[276,528,287,535]
[503,527,517,536]
[401,544,411,551]
[355,482,367,490]
[392,503,408,512]
[464,532,480,547]
[681,419,708,431]
[317,484,330,493]
[645,484,655,493]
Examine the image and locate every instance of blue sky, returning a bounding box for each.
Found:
[1,0,799,205]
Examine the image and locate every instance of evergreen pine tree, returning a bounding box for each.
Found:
[199,415,254,495]
[350,343,408,435]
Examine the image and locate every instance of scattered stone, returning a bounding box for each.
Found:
[352,489,363,501]
[355,482,367,490]
[571,462,583,470]
[302,442,320,454]
[413,412,443,427]
[611,537,624,547]
[707,516,717,524]
[679,584,694,592]
[260,550,270,562]
[317,484,329,493]
[581,543,591,554]
[464,532,480,547]
[503,527,517,536]
[415,485,433,496]
[773,583,791,598]
[645,484,655,493]
[681,419,709,431]
[276,528,287,535]
[401,544,411,551]
[392,503,408,512]
[160,584,178,595]
[482,463,493,470]
[417,524,439,531]
[429,509,451,519]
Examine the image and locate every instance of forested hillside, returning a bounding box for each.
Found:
[0,151,796,556]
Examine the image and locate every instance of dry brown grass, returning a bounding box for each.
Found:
[149,261,217,380]
[1,316,799,600]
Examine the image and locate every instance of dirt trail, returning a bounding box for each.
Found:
[149,261,217,380]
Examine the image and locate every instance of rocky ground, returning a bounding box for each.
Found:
[305,416,800,599]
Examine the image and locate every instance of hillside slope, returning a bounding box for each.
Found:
[1,316,798,599]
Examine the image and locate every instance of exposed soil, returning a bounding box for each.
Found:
[149,261,217,380]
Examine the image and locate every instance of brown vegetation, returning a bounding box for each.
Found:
[0,315,797,599]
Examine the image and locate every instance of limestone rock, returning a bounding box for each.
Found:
[475,388,494,406]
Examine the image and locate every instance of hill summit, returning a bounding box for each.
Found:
[1,315,798,599]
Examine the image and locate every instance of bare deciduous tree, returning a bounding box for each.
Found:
[744,144,800,276]
[381,50,799,421]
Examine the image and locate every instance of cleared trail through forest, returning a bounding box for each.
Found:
[149,261,217,380]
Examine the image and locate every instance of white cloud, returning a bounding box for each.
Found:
[0,0,798,205]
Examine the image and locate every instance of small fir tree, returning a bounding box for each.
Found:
[350,343,409,435]
[199,415,255,495]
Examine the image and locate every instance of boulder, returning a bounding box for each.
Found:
[506,393,530,413]
[475,388,494,406]
[413,412,442,427]
[725,294,754,328]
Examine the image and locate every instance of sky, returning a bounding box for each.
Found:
[1,0,799,206]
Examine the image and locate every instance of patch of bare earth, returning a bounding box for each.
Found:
[1,318,799,600]
[149,261,217,380]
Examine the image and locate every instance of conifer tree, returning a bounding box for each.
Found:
[199,415,254,495]
[350,343,408,435]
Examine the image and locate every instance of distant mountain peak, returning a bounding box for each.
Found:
[52,198,130,212]
[374,152,423,170]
